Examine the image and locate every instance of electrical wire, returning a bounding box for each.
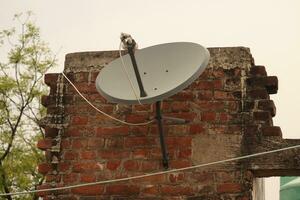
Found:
[1,143,300,196]
[61,72,154,126]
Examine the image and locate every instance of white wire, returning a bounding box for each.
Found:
[2,143,300,196]
[118,41,142,105]
[61,72,154,126]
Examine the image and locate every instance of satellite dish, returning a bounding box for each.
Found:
[96,42,210,105]
[95,37,210,169]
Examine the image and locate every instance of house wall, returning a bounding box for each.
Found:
[37,47,283,200]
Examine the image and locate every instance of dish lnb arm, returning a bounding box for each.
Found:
[120,33,147,98]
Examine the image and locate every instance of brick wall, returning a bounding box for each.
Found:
[38,47,300,199]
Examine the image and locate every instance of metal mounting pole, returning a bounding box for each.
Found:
[155,101,169,169]
[127,43,147,97]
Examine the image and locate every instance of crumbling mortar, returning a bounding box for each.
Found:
[47,74,66,197]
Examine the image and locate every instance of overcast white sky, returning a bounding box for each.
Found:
[1,0,300,199]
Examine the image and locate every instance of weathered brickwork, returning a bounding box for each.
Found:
[38,47,300,199]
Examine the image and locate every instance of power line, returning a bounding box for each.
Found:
[1,143,300,197]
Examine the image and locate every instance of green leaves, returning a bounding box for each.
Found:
[0,76,16,94]
[0,11,56,199]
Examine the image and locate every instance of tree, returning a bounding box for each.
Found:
[0,12,56,200]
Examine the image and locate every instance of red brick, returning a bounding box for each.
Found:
[195,80,214,90]
[46,105,60,114]
[71,185,104,195]
[125,114,149,123]
[165,137,192,147]
[257,100,276,117]
[98,151,130,159]
[227,101,240,111]
[72,138,88,149]
[201,112,216,121]
[133,149,150,159]
[69,83,98,94]
[80,173,96,182]
[196,101,225,111]
[199,68,212,79]
[90,72,99,83]
[80,151,97,159]
[130,126,149,136]
[161,101,171,111]
[178,149,192,159]
[212,125,228,134]
[149,148,176,160]
[124,137,156,148]
[161,185,193,196]
[104,137,124,149]
[44,73,59,86]
[85,93,107,104]
[63,173,78,184]
[88,138,105,149]
[65,105,87,114]
[58,162,70,172]
[134,104,152,112]
[261,126,282,137]
[137,174,165,183]
[171,91,194,101]
[213,79,223,89]
[237,196,251,200]
[44,127,59,138]
[73,161,103,172]
[243,126,259,138]
[168,173,185,183]
[41,95,50,106]
[216,171,237,182]
[71,116,88,125]
[248,89,269,99]
[123,160,139,171]
[218,113,231,122]
[67,72,89,83]
[105,185,140,195]
[97,126,129,136]
[61,139,71,149]
[194,80,223,90]
[168,125,188,135]
[225,78,241,90]
[247,76,278,94]
[38,163,52,175]
[212,68,225,78]
[214,91,234,100]
[169,160,191,168]
[37,184,51,197]
[106,160,121,170]
[64,151,78,160]
[140,161,159,171]
[168,112,196,121]
[250,65,267,77]
[217,183,242,193]
[142,185,160,196]
[65,128,81,137]
[45,174,60,182]
[171,102,189,112]
[149,125,159,135]
[37,139,53,150]
[191,171,214,183]
[49,85,57,95]
[63,95,74,105]
[198,90,213,100]
[253,111,270,121]
[190,124,205,134]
